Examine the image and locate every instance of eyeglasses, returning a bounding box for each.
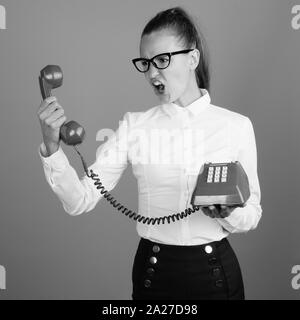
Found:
[132,49,194,73]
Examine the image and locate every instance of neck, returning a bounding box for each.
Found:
[173,77,202,107]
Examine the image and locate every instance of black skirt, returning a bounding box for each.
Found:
[132,237,244,300]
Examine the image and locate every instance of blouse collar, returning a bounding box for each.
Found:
[161,88,211,117]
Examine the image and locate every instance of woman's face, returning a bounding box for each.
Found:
[140,29,197,105]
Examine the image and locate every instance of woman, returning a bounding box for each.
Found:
[37,7,262,300]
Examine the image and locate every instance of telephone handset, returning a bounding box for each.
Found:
[39,65,201,225]
[39,65,85,146]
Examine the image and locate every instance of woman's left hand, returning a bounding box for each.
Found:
[201,204,235,219]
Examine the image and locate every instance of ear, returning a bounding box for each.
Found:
[189,48,200,71]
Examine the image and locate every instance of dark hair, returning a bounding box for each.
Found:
[141,7,210,92]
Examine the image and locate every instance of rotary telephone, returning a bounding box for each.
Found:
[39,65,250,225]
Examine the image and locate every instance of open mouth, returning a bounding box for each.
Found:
[152,80,165,94]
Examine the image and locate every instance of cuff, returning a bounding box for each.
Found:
[38,142,70,171]
[215,202,262,233]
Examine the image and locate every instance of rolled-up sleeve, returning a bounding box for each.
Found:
[216,117,262,233]
[38,112,131,216]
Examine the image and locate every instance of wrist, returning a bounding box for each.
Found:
[44,141,59,157]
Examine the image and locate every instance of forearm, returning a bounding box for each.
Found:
[38,112,131,216]
[39,143,101,215]
[216,202,262,233]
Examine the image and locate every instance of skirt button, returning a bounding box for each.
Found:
[208,257,218,265]
[152,245,160,253]
[215,279,223,288]
[146,267,155,275]
[144,279,151,288]
[205,245,213,254]
[212,267,221,277]
[149,256,158,264]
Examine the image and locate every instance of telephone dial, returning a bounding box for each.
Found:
[39,65,250,225]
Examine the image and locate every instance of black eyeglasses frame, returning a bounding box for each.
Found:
[132,49,194,73]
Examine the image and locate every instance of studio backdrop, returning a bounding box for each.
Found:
[0,0,299,299]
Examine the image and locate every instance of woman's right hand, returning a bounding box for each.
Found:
[37,96,67,156]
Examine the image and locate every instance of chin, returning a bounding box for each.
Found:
[157,94,172,104]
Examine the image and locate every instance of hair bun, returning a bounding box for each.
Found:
[170,7,182,15]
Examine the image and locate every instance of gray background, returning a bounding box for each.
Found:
[0,0,299,299]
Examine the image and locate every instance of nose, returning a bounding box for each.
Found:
[147,62,159,79]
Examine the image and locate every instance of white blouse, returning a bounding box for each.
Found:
[39,88,262,245]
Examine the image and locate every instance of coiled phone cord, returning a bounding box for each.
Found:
[73,145,201,225]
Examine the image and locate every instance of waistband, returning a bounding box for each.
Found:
[140,237,228,254]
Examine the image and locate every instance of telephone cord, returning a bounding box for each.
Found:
[73,145,201,225]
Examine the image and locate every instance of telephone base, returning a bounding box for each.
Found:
[191,161,250,207]
[192,194,245,207]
